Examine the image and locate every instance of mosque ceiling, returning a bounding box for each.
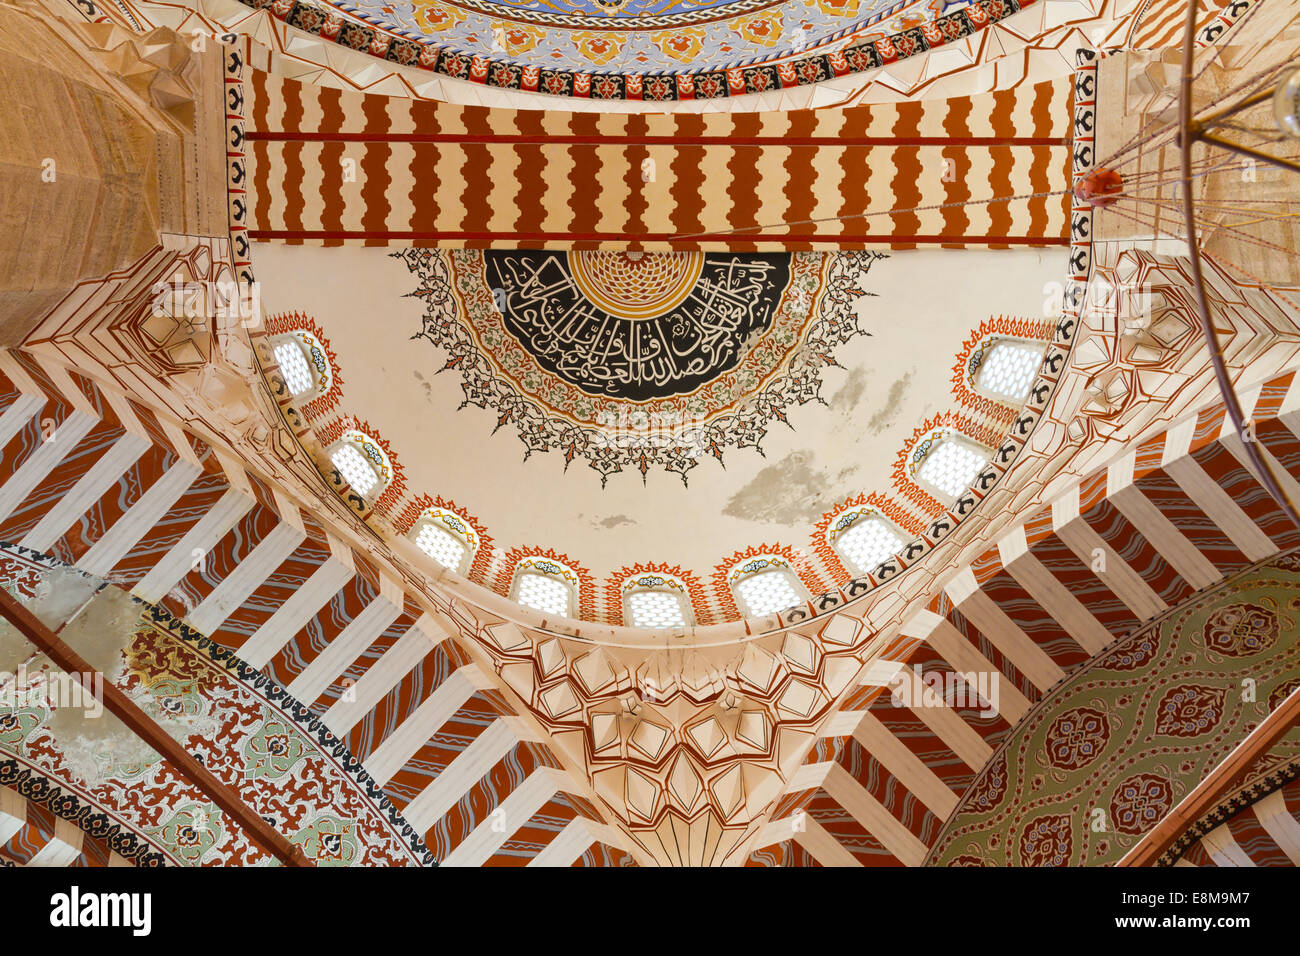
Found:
[0,545,431,866]
[5,0,1299,868]
[108,0,1259,111]
[242,69,1073,250]
[238,0,1003,98]
[238,57,1076,626]
[1167,739,1300,866]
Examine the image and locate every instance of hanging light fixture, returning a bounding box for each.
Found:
[1274,67,1300,139]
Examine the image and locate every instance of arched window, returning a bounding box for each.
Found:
[622,573,690,628]
[728,556,806,617]
[513,558,579,617]
[913,431,989,502]
[410,508,477,575]
[329,429,391,501]
[272,329,333,398]
[829,508,906,577]
[967,337,1044,403]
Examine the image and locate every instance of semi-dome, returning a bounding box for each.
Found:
[2,0,1298,877]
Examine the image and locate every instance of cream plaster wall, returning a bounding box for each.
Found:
[253,243,1063,579]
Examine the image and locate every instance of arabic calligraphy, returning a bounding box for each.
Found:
[483,251,792,401]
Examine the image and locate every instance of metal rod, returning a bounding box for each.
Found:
[1177,0,1300,529]
[1194,84,1278,129]
[0,587,311,867]
[1194,132,1300,174]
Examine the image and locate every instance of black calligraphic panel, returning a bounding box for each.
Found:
[483,251,793,401]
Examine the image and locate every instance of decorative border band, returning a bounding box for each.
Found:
[0,543,436,866]
[0,763,168,867]
[335,0,918,35]
[237,0,1032,103]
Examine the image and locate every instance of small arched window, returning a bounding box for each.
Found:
[329,429,391,501]
[967,337,1044,403]
[729,556,806,618]
[513,558,579,617]
[622,573,690,628]
[410,508,477,575]
[829,508,906,577]
[912,431,989,502]
[272,329,333,398]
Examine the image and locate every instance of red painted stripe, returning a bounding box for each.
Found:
[360,93,392,248]
[888,103,925,251]
[318,87,345,248]
[669,113,706,236]
[623,113,650,239]
[941,93,973,240]
[249,230,1069,245]
[246,131,1067,147]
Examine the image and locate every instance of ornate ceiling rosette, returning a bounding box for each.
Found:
[221,0,1053,103]
[398,248,881,485]
[310,0,977,75]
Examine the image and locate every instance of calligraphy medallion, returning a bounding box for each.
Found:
[484,250,791,401]
[401,248,882,485]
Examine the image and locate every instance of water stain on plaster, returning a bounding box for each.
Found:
[413,370,434,402]
[1,572,221,788]
[864,371,914,435]
[722,450,835,525]
[829,367,867,410]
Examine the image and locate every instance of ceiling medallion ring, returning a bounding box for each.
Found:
[399,248,883,486]
[437,250,805,420]
[565,250,705,321]
[385,0,794,30]
[482,249,796,403]
[243,0,1041,102]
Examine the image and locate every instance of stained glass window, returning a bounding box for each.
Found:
[628,589,688,628]
[273,330,331,398]
[274,340,314,396]
[416,522,466,572]
[517,572,571,617]
[918,439,987,499]
[837,515,905,576]
[976,340,1042,401]
[331,443,378,496]
[736,569,802,617]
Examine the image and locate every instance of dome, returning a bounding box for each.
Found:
[3,0,1298,875]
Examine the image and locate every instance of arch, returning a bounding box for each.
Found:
[621,569,692,628]
[911,429,991,503]
[410,507,478,575]
[966,336,1047,403]
[726,554,808,618]
[826,506,908,578]
[328,428,393,501]
[264,313,343,419]
[396,496,492,582]
[512,555,583,618]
